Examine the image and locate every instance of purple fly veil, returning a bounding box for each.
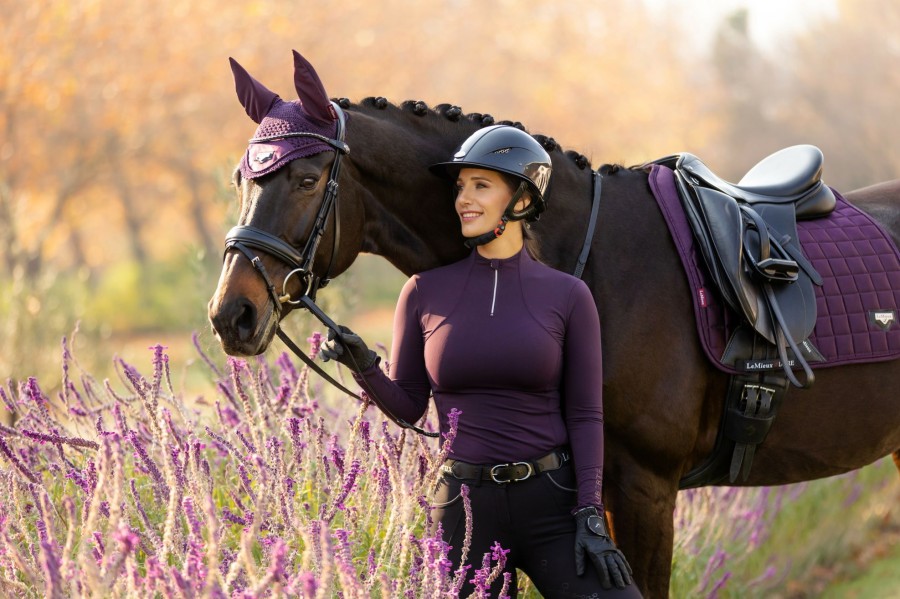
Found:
[231,51,338,179]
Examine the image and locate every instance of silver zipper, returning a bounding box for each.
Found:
[490,262,498,316]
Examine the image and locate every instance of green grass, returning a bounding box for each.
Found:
[819,541,900,599]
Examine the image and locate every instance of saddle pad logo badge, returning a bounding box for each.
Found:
[869,310,897,331]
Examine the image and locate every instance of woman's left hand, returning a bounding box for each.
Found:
[573,506,634,589]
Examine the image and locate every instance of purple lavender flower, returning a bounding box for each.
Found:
[0,381,17,413]
[21,429,99,451]
[193,331,223,377]
[149,344,167,398]
[0,434,40,483]
[307,332,323,360]
[24,377,52,422]
[707,571,732,598]
[125,430,169,500]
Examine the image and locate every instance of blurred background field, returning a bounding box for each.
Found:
[2,0,900,595]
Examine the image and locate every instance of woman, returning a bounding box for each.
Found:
[322,125,641,598]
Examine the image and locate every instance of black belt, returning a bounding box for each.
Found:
[440,448,570,484]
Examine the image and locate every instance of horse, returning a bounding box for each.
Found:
[208,52,900,597]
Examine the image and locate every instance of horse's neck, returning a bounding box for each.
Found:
[346,107,596,277]
[348,110,473,275]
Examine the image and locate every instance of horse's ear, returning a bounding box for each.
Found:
[230,57,280,124]
[292,50,336,125]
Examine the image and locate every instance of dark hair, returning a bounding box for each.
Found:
[499,173,543,262]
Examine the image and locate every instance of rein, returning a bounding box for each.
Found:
[223,109,604,437]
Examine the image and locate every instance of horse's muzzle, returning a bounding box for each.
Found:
[208,293,278,356]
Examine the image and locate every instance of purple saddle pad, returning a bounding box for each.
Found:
[648,164,900,373]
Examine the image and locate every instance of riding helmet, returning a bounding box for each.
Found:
[430,125,552,222]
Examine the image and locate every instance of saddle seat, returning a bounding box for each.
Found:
[678,145,836,219]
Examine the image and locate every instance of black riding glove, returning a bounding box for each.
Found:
[573,506,633,590]
[320,325,379,373]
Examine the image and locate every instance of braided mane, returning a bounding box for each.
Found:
[333,96,594,171]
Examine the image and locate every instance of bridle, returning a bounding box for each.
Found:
[225,102,350,306]
[222,102,439,438]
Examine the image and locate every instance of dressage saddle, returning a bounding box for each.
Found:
[655,145,836,388]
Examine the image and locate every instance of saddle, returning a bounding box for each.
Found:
[655,145,836,388]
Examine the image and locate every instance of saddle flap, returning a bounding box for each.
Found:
[689,184,762,328]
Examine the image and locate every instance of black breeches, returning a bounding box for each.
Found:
[429,463,643,598]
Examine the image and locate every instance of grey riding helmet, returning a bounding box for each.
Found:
[430,125,552,222]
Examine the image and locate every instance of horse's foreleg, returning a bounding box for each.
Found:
[605,467,679,599]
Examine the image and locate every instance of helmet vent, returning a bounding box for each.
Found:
[491,147,511,154]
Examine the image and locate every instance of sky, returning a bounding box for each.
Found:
[646,0,839,51]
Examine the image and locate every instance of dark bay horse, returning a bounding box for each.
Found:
[208,53,900,597]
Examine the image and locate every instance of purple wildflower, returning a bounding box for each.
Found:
[276,352,299,385]
[92,531,105,563]
[0,434,40,483]
[21,429,99,450]
[498,571,512,598]
[0,382,17,413]
[24,377,52,424]
[266,537,289,583]
[125,430,169,500]
[149,344,167,399]
[204,426,240,458]
[307,332,323,360]
[324,459,361,521]
[707,571,732,598]
[697,547,728,594]
[221,507,252,527]
[193,331,223,377]
[236,429,258,455]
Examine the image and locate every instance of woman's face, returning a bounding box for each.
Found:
[454,168,515,238]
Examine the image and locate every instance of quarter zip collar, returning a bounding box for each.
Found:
[471,247,528,317]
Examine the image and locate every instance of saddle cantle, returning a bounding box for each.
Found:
[654,146,836,389]
[678,145,836,217]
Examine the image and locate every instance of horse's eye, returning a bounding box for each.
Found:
[299,176,318,189]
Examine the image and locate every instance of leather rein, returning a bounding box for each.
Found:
[222,105,603,438]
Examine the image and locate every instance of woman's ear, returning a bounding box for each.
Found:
[516,193,533,213]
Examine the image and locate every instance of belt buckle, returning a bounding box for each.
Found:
[490,461,534,484]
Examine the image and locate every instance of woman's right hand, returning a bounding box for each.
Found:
[320,325,379,373]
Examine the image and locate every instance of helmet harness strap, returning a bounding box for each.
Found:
[463,181,529,249]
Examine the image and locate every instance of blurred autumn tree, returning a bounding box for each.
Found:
[1,0,899,382]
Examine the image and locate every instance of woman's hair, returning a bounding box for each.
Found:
[499,172,543,262]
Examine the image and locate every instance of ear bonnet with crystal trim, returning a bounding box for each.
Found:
[231,51,340,179]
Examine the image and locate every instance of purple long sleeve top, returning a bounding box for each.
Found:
[353,247,605,508]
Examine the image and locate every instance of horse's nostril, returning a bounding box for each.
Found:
[234,299,257,341]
